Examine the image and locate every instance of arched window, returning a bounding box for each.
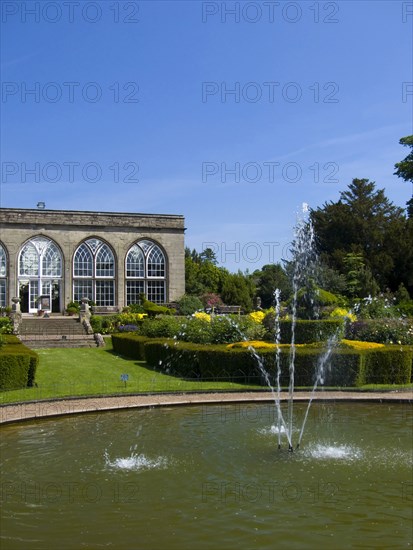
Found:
[0,244,7,307]
[125,240,166,305]
[73,239,115,306]
[18,237,62,313]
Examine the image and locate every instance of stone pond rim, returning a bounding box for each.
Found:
[0,390,412,425]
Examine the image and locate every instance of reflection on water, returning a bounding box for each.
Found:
[0,402,412,550]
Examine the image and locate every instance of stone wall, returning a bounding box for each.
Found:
[0,208,186,310]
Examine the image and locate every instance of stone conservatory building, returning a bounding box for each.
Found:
[0,207,185,314]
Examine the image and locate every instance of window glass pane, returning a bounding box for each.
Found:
[42,242,62,277]
[0,280,5,307]
[85,238,101,254]
[73,280,93,302]
[0,245,6,277]
[20,243,39,276]
[96,244,115,277]
[147,281,165,304]
[74,244,93,277]
[126,245,144,278]
[95,280,115,306]
[147,246,165,277]
[126,280,145,305]
[138,240,153,254]
[30,280,39,310]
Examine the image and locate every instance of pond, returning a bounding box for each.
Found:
[0,402,412,549]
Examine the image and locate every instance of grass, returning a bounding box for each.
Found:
[0,340,411,405]
[0,340,260,405]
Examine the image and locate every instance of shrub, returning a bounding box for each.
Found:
[140,294,175,317]
[111,334,151,360]
[0,354,31,390]
[66,301,80,312]
[118,325,139,332]
[340,339,384,350]
[123,303,145,314]
[193,312,211,322]
[317,288,345,306]
[361,347,412,385]
[346,318,413,345]
[117,313,147,325]
[237,315,266,341]
[210,315,246,344]
[90,315,103,333]
[0,317,13,334]
[177,295,204,315]
[179,317,213,344]
[143,340,365,387]
[396,301,413,317]
[353,295,397,319]
[0,335,39,389]
[249,311,266,324]
[115,332,412,387]
[200,293,223,310]
[328,308,357,323]
[263,316,344,344]
[139,316,183,338]
[291,287,346,319]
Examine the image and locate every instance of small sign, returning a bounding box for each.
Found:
[121,374,129,388]
[39,296,50,309]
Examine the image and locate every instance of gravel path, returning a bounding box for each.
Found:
[1,390,411,425]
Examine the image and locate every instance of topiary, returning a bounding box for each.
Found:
[139,293,175,317]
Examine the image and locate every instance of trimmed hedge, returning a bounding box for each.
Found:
[111,334,412,386]
[0,335,39,390]
[361,347,412,385]
[263,318,344,344]
[111,334,151,361]
[143,341,364,386]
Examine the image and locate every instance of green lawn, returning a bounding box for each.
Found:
[0,340,260,404]
[1,340,411,405]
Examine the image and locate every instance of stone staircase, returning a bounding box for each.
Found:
[19,317,98,349]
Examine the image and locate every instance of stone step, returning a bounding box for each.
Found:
[20,335,98,349]
[20,318,87,336]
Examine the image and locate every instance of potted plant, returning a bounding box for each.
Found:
[66,301,80,316]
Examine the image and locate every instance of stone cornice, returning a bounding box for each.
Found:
[0,208,185,231]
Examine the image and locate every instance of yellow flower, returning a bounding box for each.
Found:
[341,339,385,350]
[329,308,357,322]
[249,311,266,324]
[226,340,311,350]
[193,312,211,322]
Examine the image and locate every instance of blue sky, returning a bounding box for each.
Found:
[1,0,412,272]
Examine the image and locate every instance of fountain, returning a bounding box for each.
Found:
[0,403,411,549]
[0,205,411,548]
[251,203,344,452]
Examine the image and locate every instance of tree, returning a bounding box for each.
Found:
[394,135,413,218]
[311,178,407,295]
[394,135,413,184]
[343,252,379,298]
[220,272,255,312]
[185,248,229,296]
[252,264,292,308]
[199,247,218,265]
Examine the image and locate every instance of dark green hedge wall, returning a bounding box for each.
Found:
[111,334,412,386]
[0,335,39,390]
